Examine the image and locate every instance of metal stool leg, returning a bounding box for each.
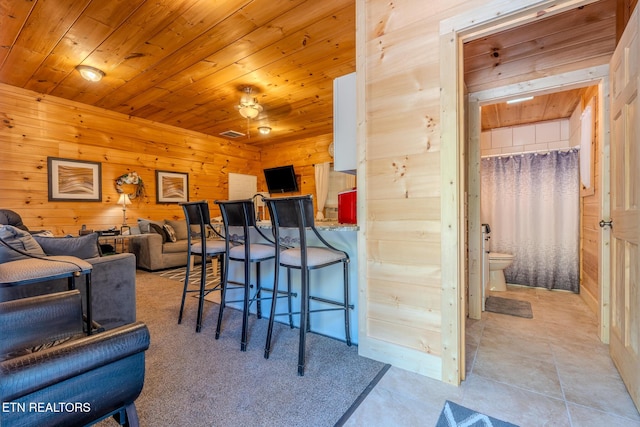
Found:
[264,261,280,359]
[195,255,208,333]
[240,255,251,351]
[298,267,309,376]
[178,255,192,324]
[287,267,293,328]
[215,255,230,340]
[343,260,351,346]
[256,262,262,319]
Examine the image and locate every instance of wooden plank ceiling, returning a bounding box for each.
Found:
[0,0,617,143]
[0,0,355,146]
[465,0,616,131]
[479,87,589,131]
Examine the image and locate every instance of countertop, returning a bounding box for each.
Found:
[255,220,358,231]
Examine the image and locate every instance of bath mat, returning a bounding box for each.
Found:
[436,400,519,427]
[485,296,533,318]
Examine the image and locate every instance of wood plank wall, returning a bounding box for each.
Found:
[360,0,613,382]
[260,134,334,206]
[617,0,639,41]
[358,0,488,381]
[0,83,263,235]
[579,85,601,312]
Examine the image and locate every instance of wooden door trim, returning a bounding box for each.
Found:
[440,0,600,385]
[466,65,610,325]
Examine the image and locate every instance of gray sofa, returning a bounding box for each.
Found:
[129,218,210,271]
[0,212,136,330]
[129,232,191,271]
[0,253,136,331]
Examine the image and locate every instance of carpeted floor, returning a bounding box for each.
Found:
[98,270,386,427]
[154,264,221,303]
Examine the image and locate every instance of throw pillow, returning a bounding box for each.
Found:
[137,218,164,234]
[33,233,101,259]
[163,224,177,243]
[0,210,29,231]
[190,224,202,239]
[0,225,46,263]
[148,223,167,243]
[165,219,188,241]
[190,225,219,239]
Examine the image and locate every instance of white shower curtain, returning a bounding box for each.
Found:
[481,150,579,292]
[314,162,330,220]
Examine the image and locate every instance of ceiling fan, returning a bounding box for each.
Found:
[234,86,271,137]
[236,87,263,119]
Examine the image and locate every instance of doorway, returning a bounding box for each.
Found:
[467,72,609,323]
[439,0,612,383]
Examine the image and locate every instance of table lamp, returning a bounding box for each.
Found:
[117,193,132,229]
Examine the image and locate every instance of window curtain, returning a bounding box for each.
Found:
[314,162,330,220]
[481,150,579,292]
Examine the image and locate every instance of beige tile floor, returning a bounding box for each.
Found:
[344,285,640,426]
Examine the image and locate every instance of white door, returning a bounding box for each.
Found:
[609,6,640,411]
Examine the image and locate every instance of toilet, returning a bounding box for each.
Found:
[488,252,514,292]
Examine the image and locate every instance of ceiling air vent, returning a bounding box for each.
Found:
[219,130,245,138]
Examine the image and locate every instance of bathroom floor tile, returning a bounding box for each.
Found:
[483,312,545,337]
[343,366,463,427]
[465,317,484,343]
[460,374,570,427]
[342,384,443,427]
[559,366,640,421]
[373,366,463,403]
[344,285,640,426]
[465,341,478,376]
[479,324,553,359]
[551,342,618,379]
[473,345,564,398]
[567,402,640,426]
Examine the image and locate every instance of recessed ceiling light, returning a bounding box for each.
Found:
[506,96,534,104]
[76,65,105,82]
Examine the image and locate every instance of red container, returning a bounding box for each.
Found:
[338,189,357,224]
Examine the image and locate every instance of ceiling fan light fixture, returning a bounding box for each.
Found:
[236,87,263,119]
[238,104,262,119]
[76,65,105,82]
[258,126,271,135]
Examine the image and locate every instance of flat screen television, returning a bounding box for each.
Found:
[263,165,298,193]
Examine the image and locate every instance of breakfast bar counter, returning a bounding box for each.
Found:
[225,221,359,344]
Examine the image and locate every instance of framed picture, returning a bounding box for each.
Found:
[156,170,189,203]
[48,157,102,201]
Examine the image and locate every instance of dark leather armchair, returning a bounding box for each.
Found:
[0,209,29,231]
[0,290,150,427]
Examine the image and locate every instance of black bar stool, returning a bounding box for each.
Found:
[179,201,226,333]
[215,199,286,351]
[263,194,352,376]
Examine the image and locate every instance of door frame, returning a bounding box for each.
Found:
[466,66,611,340]
[439,0,608,383]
